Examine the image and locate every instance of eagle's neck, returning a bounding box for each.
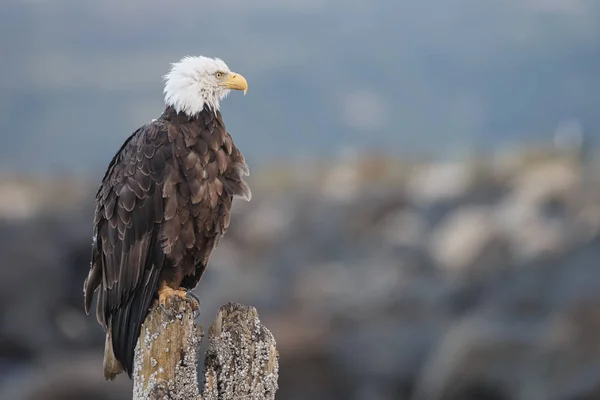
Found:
[159,105,220,124]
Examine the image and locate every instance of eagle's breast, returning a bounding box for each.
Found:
[157,108,250,284]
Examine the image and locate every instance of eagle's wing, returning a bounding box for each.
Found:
[83,119,171,376]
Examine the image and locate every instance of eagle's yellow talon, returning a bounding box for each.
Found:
[157,285,199,311]
[158,286,188,308]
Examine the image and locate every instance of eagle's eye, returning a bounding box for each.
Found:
[215,71,223,79]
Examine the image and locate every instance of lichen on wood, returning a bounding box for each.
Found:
[132,297,279,400]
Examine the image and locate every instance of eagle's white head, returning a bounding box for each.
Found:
[163,56,248,117]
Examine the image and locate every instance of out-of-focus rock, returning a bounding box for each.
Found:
[380,209,428,248]
[319,154,362,202]
[406,162,474,204]
[429,207,507,275]
[293,260,404,317]
[236,195,295,248]
[493,160,583,262]
[510,159,581,198]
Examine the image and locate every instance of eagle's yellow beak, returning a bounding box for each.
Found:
[221,72,248,95]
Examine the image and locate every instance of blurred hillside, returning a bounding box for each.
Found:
[1,0,599,175]
[2,148,600,399]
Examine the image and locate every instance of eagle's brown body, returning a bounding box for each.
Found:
[83,105,250,379]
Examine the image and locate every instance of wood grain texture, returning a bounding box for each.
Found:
[133,298,279,400]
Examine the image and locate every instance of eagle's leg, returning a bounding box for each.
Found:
[157,283,200,312]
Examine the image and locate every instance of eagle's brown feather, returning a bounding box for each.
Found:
[83,105,249,378]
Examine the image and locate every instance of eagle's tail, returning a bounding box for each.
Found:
[108,261,163,379]
[103,329,123,380]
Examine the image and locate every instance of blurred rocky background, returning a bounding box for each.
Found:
[2,147,600,400]
[1,0,600,399]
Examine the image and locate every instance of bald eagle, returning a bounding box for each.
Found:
[83,56,251,380]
